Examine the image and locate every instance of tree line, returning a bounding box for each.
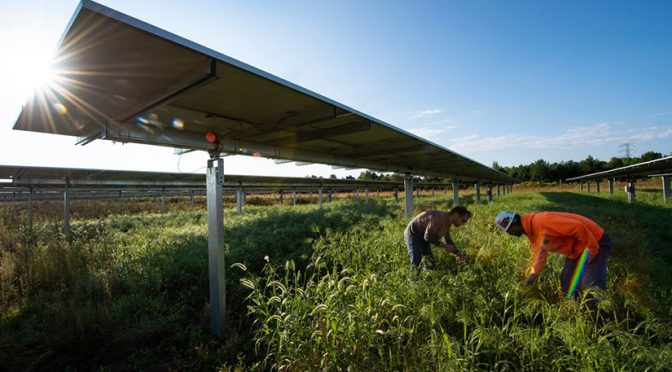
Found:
[349,150,668,183]
[491,151,667,182]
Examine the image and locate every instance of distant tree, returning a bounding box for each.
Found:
[529,159,550,183]
[556,160,581,180]
[511,164,530,181]
[638,151,663,162]
[345,175,355,180]
[606,157,624,170]
[579,155,605,174]
[358,170,381,180]
[387,173,406,182]
[422,176,444,183]
[492,161,506,173]
[330,174,337,179]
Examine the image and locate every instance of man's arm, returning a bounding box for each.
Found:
[442,230,469,263]
[444,230,456,249]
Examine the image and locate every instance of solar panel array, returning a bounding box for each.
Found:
[566,156,672,181]
[13,0,513,184]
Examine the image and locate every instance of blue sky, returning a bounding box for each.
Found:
[0,0,670,177]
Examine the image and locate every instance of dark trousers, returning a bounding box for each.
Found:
[560,233,612,296]
[404,229,435,270]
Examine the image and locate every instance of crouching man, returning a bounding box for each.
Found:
[495,210,612,297]
[404,206,471,271]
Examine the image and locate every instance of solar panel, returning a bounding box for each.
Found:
[13,0,513,184]
[566,156,672,181]
[0,164,454,190]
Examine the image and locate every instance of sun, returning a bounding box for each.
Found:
[0,36,57,102]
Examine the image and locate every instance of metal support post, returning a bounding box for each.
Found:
[319,187,323,208]
[487,185,493,203]
[394,187,399,202]
[161,188,166,213]
[28,187,33,229]
[292,192,297,206]
[609,178,615,196]
[626,179,636,204]
[587,181,591,193]
[596,181,601,193]
[475,183,481,203]
[662,176,670,203]
[404,174,414,219]
[64,181,71,241]
[236,188,243,214]
[365,187,370,203]
[206,157,226,339]
[452,179,460,206]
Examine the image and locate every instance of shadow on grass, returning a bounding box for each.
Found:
[0,200,398,371]
[539,191,672,317]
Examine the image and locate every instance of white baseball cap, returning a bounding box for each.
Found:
[495,211,516,232]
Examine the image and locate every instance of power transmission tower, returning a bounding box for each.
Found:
[618,143,636,158]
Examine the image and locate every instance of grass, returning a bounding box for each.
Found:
[0,189,671,370]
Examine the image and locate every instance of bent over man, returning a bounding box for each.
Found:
[404,206,471,270]
[495,210,612,297]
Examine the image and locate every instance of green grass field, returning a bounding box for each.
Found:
[1,189,671,370]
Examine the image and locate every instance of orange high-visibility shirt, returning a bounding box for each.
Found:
[521,212,604,275]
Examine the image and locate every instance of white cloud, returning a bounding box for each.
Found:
[409,109,442,120]
[444,123,672,152]
[408,127,452,138]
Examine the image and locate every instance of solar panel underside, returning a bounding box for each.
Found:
[14,1,513,183]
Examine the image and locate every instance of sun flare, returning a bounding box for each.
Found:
[0,41,57,101]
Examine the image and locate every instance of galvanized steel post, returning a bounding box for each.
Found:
[206,157,226,339]
[452,179,460,206]
[662,176,670,203]
[609,178,615,195]
[28,187,33,229]
[626,179,636,204]
[236,188,243,214]
[404,174,414,219]
[161,188,166,213]
[64,180,71,241]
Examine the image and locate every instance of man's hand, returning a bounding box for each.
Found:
[443,243,458,254]
[522,273,538,286]
[456,251,470,265]
[443,244,469,264]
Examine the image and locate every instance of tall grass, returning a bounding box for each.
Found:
[1,191,671,370]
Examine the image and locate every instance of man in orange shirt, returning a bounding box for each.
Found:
[404,206,471,271]
[495,211,612,296]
